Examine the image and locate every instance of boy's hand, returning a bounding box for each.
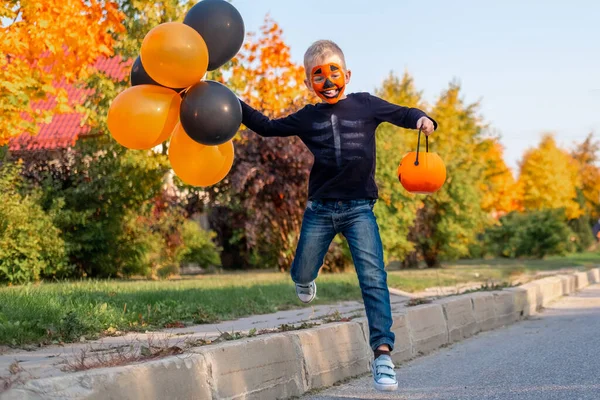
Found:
[416,117,435,136]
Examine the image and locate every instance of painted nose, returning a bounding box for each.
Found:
[323,78,336,89]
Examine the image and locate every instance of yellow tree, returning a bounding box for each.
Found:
[229,16,308,118]
[517,134,582,219]
[571,133,600,219]
[480,139,518,217]
[0,0,125,145]
[412,83,489,266]
[374,72,423,262]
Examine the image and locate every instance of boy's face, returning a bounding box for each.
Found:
[305,54,351,104]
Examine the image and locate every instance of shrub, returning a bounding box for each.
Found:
[179,220,221,268]
[568,216,595,252]
[485,209,575,258]
[0,162,68,284]
[204,129,314,270]
[29,138,169,278]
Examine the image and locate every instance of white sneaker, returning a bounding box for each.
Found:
[372,355,398,391]
[295,281,316,303]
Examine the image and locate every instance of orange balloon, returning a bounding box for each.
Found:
[107,85,181,150]
[141,22,209,89]
[168,123,234,187]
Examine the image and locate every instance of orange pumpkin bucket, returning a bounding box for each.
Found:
[397,128,446,194]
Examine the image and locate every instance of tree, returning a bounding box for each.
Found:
[479,139,518,217]
[571,133,600,221]
[373,72,422,263]
[410,83,489,267]
[15,0,217,278]
[0,0,125,145]
[229,16,309,118]
[517,134,582,219]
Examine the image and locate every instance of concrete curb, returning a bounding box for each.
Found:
[2,267,599,400]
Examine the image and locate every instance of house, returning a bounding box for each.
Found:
[9,56,131,153]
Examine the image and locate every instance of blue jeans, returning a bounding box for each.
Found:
[291,199,395,351]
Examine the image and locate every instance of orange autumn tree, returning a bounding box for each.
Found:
[480,139,518,217]
[229,16,308,118]
[517,134,582,219]
[0,0,124,146]
[571,133,600,220]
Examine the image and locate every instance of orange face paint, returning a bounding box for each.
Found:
[310,63,346,104]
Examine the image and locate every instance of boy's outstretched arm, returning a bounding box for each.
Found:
[368,94,438,134]
[240,99,305,138]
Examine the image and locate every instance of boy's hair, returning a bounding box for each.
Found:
[303,40,346,73]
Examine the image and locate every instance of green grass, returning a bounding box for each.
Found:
[1,252,598,347]
[388,252,600,293]
[0,273,361,346]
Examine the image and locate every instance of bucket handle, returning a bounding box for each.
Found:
[414,127,429,166]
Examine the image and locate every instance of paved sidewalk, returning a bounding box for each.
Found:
[305,284,600,400]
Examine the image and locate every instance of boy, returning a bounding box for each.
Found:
[238,40,437,392]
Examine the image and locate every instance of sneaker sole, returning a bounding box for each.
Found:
[374,382,398,392]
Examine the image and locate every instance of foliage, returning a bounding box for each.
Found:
[517,134,582,219]
[229,16,309,117]
[568,215,595,252]
[27,137,169,278]
[485,209,575,259]
[410,83,489,267]
[207,128,313,270]
[373,73,422,263]
[179,219,222,268]
[571,133,600,221]
[140,200,222,278]
[0,162,68,284]
[479,140,518,215]
[0,0,125,145]
[12,0,219,279]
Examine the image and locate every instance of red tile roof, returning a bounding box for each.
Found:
[9,56,132,152]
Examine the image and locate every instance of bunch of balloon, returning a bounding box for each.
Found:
[107,0,245,187]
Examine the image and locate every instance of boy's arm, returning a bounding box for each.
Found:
[368,94,438,131]
[240,100,305,138]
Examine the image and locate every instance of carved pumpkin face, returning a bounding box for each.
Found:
[310,63,346,104]
[397,151,446,194]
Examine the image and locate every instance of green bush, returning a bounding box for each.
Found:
[33,139,169,278]
[485,209,575,259]
[568,216,595,252]
[0,162,68,284]
[179,220,221,268]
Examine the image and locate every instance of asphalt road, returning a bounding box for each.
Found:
[304,284,600,400]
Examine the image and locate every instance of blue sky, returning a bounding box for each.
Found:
[231,0,599,172]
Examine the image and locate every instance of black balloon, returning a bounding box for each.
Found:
[180,80,242,146]
[183,0,245,71]
[130,56,161,87]
[130,56,185,94]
